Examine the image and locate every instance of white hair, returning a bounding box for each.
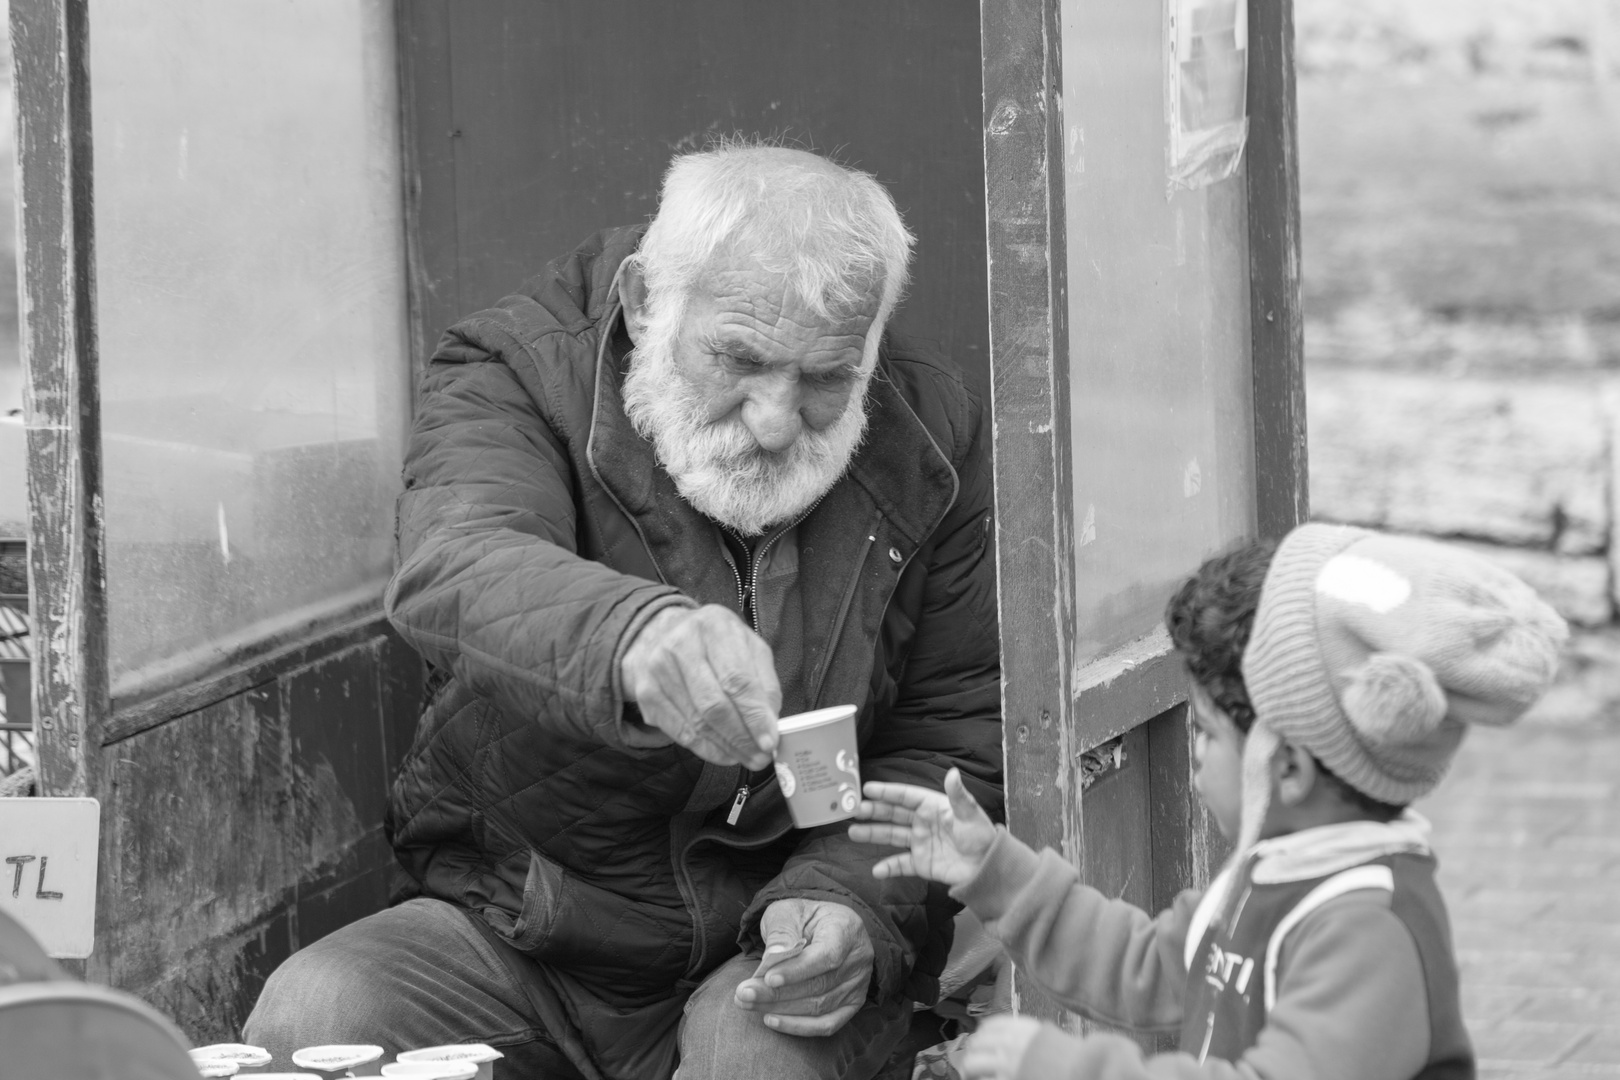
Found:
[628,139,916,366]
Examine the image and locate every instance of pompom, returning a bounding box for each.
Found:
[1339,652,1448,746]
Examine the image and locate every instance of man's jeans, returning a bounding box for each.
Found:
[243,898,912,1079]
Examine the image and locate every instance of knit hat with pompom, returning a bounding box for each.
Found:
[1230,523,1568,853]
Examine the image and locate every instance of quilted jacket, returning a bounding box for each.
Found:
[383,226,1003,1079]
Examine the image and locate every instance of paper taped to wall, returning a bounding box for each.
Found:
[1166,0,1249,191]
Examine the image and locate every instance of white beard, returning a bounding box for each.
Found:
[621,328,870,535]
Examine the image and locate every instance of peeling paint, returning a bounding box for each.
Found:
[1072,625,1174,697]
[1183,456,1202,497]
[1078,503,1096,547]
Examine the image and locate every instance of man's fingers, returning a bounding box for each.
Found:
[623,605,779,768]
[762,1002,861,1037]
[733,634,782,755]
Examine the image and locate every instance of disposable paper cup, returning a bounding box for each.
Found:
[394,1044,503,1080]
[191,1045,273,1074]
[773,705,861,828]
[379,1064,478,1080]
[291,1045,386,1077]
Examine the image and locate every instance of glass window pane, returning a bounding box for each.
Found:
[1061,0,1258,667]
[89,1,409,693]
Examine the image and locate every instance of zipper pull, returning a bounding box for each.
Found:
[727,784,750,826]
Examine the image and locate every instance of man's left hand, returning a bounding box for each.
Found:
[733,898,875,1036]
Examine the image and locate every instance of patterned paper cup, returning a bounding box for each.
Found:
[290,1045,386,1077]
[190,1045,273,1074]
[393,1043,503,1080]
[773,705,861,828]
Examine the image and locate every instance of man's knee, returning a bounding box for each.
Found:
[243,924,397,1052]
[678,956,908,1080]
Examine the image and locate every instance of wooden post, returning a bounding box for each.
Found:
[980,0,1077,1020]
[11,0,107,798]
[1247,0,1309,538]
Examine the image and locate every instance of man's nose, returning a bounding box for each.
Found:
[740,377,804,453]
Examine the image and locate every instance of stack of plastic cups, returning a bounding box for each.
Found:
[390,1044,503,1080]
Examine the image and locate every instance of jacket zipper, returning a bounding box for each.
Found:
[720,492,827,824]
[726,784,750,825]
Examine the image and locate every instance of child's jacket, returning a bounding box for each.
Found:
[952,816,1472,1080]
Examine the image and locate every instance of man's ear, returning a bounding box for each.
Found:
[1272,740,1318,808]
[619,259,651,347]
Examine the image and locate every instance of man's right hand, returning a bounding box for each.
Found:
[620,604,781,769]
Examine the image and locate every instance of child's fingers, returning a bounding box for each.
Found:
[847,821,914,848]
[870,853,915,879]
[860,780,939,810]
[944,767,988,824]
[852,799,915,825]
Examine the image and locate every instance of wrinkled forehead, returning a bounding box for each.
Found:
[694,251,883,325]
[693,258,882,346]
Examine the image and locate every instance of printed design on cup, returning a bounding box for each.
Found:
[774,705,861,827]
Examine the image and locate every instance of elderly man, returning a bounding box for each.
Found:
[245,143,1002,1080]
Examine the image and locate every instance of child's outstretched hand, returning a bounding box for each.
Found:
[848,767,997,887]
[960,1015,1044,1080]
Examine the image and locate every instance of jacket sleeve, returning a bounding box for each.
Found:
[954,828,1192,1032]
[739,379,1004,1004]
[1011,893,1432,1080]
[385,327,693,750]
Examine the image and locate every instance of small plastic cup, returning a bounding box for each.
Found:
[290,1045,386,1077]
[379,1063,478,1079]
[190,1045,273,1075]
[773,705,861,828]
[393,1044,503,1080]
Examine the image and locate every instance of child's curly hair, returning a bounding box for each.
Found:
[1164,538,1279,735]
[1167,536,1407,819]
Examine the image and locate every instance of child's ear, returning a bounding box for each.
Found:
[1273,741,1319,807]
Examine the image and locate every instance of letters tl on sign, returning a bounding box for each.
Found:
[0,797,100,958]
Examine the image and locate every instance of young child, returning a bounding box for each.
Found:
[852,523,1567,1080]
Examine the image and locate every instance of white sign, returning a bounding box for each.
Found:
[0,797,99,958]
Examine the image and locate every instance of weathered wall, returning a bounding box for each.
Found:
[93,626,420,1044]
[1299,0,1620,625]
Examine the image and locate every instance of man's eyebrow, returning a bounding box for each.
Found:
[708,334,767,362]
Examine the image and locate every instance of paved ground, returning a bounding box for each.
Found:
[1419,628,1620,1078]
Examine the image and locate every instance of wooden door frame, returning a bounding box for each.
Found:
[11,0,107,799]
[979,0,1305,1011]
